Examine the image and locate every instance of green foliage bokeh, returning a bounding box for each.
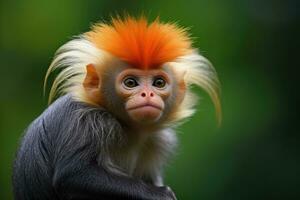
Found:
[0,0,299,199]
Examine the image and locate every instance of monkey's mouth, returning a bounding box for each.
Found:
[127,103,163,122]
[127,103,162,111]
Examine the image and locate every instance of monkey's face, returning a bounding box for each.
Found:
[115,68,171,124]
[83,63,185,127]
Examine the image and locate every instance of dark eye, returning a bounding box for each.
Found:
[123,77,139,88]
[153,77,166,88]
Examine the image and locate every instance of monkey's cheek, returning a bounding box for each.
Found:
[128,107,162,123]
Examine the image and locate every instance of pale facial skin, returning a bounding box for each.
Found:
[115,68,171,124]
[83,63,184,128]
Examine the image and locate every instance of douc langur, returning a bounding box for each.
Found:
[13,15,221,200]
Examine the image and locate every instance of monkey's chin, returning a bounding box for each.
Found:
[128,106,162,124]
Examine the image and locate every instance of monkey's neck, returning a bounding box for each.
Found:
[121,125,163,147]
[123,121,165,133]
[106,127,176,185]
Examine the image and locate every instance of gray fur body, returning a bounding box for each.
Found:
[13,95,177,200]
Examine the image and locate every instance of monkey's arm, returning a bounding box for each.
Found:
[53,158,175,200]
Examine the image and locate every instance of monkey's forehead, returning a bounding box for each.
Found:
[85,15,193,70]
[98,58,176,77]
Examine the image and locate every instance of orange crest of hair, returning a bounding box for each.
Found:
[86,16,193,69]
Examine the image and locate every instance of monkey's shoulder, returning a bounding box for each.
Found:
[43,94,113,121]
[26,95,119,138]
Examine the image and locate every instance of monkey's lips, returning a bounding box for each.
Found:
[127,103,163,122]
[127,103,162,111]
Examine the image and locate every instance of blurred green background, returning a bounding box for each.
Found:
[1,0,299,199]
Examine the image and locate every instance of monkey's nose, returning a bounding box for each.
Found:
[141,92,154,97]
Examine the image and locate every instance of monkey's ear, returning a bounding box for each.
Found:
[83,64,102,105]
[175,68,187,81]
[172,67,187,106]
[83,64,100,89]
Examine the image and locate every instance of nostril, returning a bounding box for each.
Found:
[150,93,154,97]
[141,93,146,97]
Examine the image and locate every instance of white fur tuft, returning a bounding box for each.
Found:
[44,37,103,104]
[167,50,221,125]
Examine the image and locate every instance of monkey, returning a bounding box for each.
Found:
[13,15,221,200]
